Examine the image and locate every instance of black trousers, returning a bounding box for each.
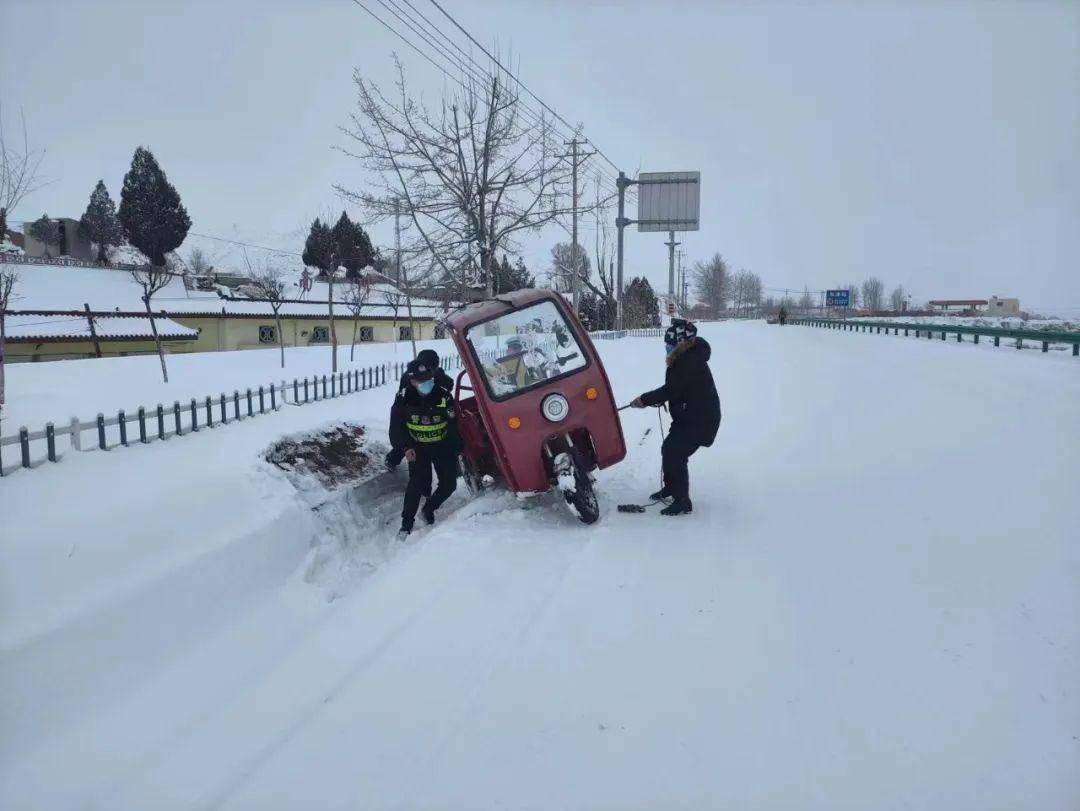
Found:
[661,425,702,503]
[402,445,458,529]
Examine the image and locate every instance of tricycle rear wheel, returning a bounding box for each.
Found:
[458,454,483,496]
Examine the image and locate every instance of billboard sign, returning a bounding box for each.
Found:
[636,171,700,232]
[826,289,850,307]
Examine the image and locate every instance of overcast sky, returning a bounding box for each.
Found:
[2,0,1077,311]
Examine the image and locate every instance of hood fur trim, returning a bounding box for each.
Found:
[666,336,697,366]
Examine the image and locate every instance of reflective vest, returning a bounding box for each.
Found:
[405,396,452,444]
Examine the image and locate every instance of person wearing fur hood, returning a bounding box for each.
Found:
[630,319,721,515]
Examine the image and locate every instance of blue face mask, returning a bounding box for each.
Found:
[416,379,435,395]
[665,344,675,355]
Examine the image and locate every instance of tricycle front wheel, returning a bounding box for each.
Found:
[458,454,483,496]
[560,451,600,524]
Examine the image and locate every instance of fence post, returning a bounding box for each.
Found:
[46,422,57,462]
[206,396,214,428]
[294,378,299,403]
[220,394,228,424]
[322,375,328,399]
[234,391,241,421]
[246,388,253,417]
[331,374,336,398]
[270,384,277,410]
[974,334,979,345]
[174,401,182,436]
[304,377,309,403]
[97,413,107,450]
[70,416,82,451]
[1073,343,1079,357]
[156,404,165,440]
[118,411,127,446]
[191,399,199,431]
[20,427,30,468]
[1042,341,1049,353]
[138,408,147,444]
[994,336,1000,347]
[362,368,368,389]
[259,386,265,414]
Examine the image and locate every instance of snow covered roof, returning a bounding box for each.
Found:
[0,261,446,321]
[4,313,199,342]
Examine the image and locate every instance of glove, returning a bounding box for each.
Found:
[631,396,645,408]
[404,448,417,462]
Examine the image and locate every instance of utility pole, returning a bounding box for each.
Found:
[676,249,685,312]
[615,171,634,328]
[393,199,402,285]
[665,230,681,301]
[560,137,594,315]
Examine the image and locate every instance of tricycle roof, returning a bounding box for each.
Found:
[444,288,563,331]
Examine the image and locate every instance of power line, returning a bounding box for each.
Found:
[350,0,631,197]
[425,0,626,181]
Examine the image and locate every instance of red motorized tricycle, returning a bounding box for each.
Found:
[444,289,626,523]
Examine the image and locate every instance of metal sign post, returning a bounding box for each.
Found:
[615,171,701,328]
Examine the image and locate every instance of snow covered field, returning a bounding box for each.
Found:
[1,321,1077,810]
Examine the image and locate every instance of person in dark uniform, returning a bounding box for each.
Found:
[390,358,459,537]
[385,348,455,470]
[778,305,788,326]
[631,319,721,516]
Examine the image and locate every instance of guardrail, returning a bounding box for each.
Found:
[0,329,644,477]
[591,328,663,340]
[790,317,1080,357]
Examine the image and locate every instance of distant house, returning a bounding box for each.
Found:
[1,260,444,363]
[927,299,987,314]
[21,217,95,261]
[986,296,1020,316]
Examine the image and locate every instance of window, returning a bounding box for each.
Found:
[399,326,413,341]
[312,326,329,343]
[464,300,587,400]
[258,325,277,344]
[359,326,374,342]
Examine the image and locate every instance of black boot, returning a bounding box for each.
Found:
[421,501,436,525]
[650,487,672,502]
[660,498,692,516]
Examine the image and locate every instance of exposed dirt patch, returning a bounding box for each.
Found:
[266,423,375,489]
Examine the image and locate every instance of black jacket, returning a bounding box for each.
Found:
[390,382,460,453]
[640,337,721,446]
[396,368,455,398]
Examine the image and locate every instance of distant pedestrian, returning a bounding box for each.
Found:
[778,306,788,326]
[631,319,721,516]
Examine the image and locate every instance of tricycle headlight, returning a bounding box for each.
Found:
[541,393,570,422]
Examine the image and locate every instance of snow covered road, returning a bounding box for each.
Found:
[1,321,1077,810]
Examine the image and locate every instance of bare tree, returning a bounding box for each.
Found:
[337,57,574,298]
[188,247,212,278]
[342,277,372,361]
[693,254,730,318]
[129,264,174,382]
[798,286,815,311]
[844,282,860,310]
[0,105,47,238]
[861,277,885,313]
[245,251,289,369]
[889,284,906,312]
[0,265,18,425]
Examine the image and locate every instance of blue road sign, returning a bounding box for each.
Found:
[826,289,850,307]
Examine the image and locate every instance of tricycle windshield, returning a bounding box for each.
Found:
[465,300,588,400]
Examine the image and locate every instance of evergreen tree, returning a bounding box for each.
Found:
[623,277,660,328]
[27,214,59,257]
[118,146,191,266]
[331,211,375,279]
[79,180,124,263]
[302,217,336,276]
